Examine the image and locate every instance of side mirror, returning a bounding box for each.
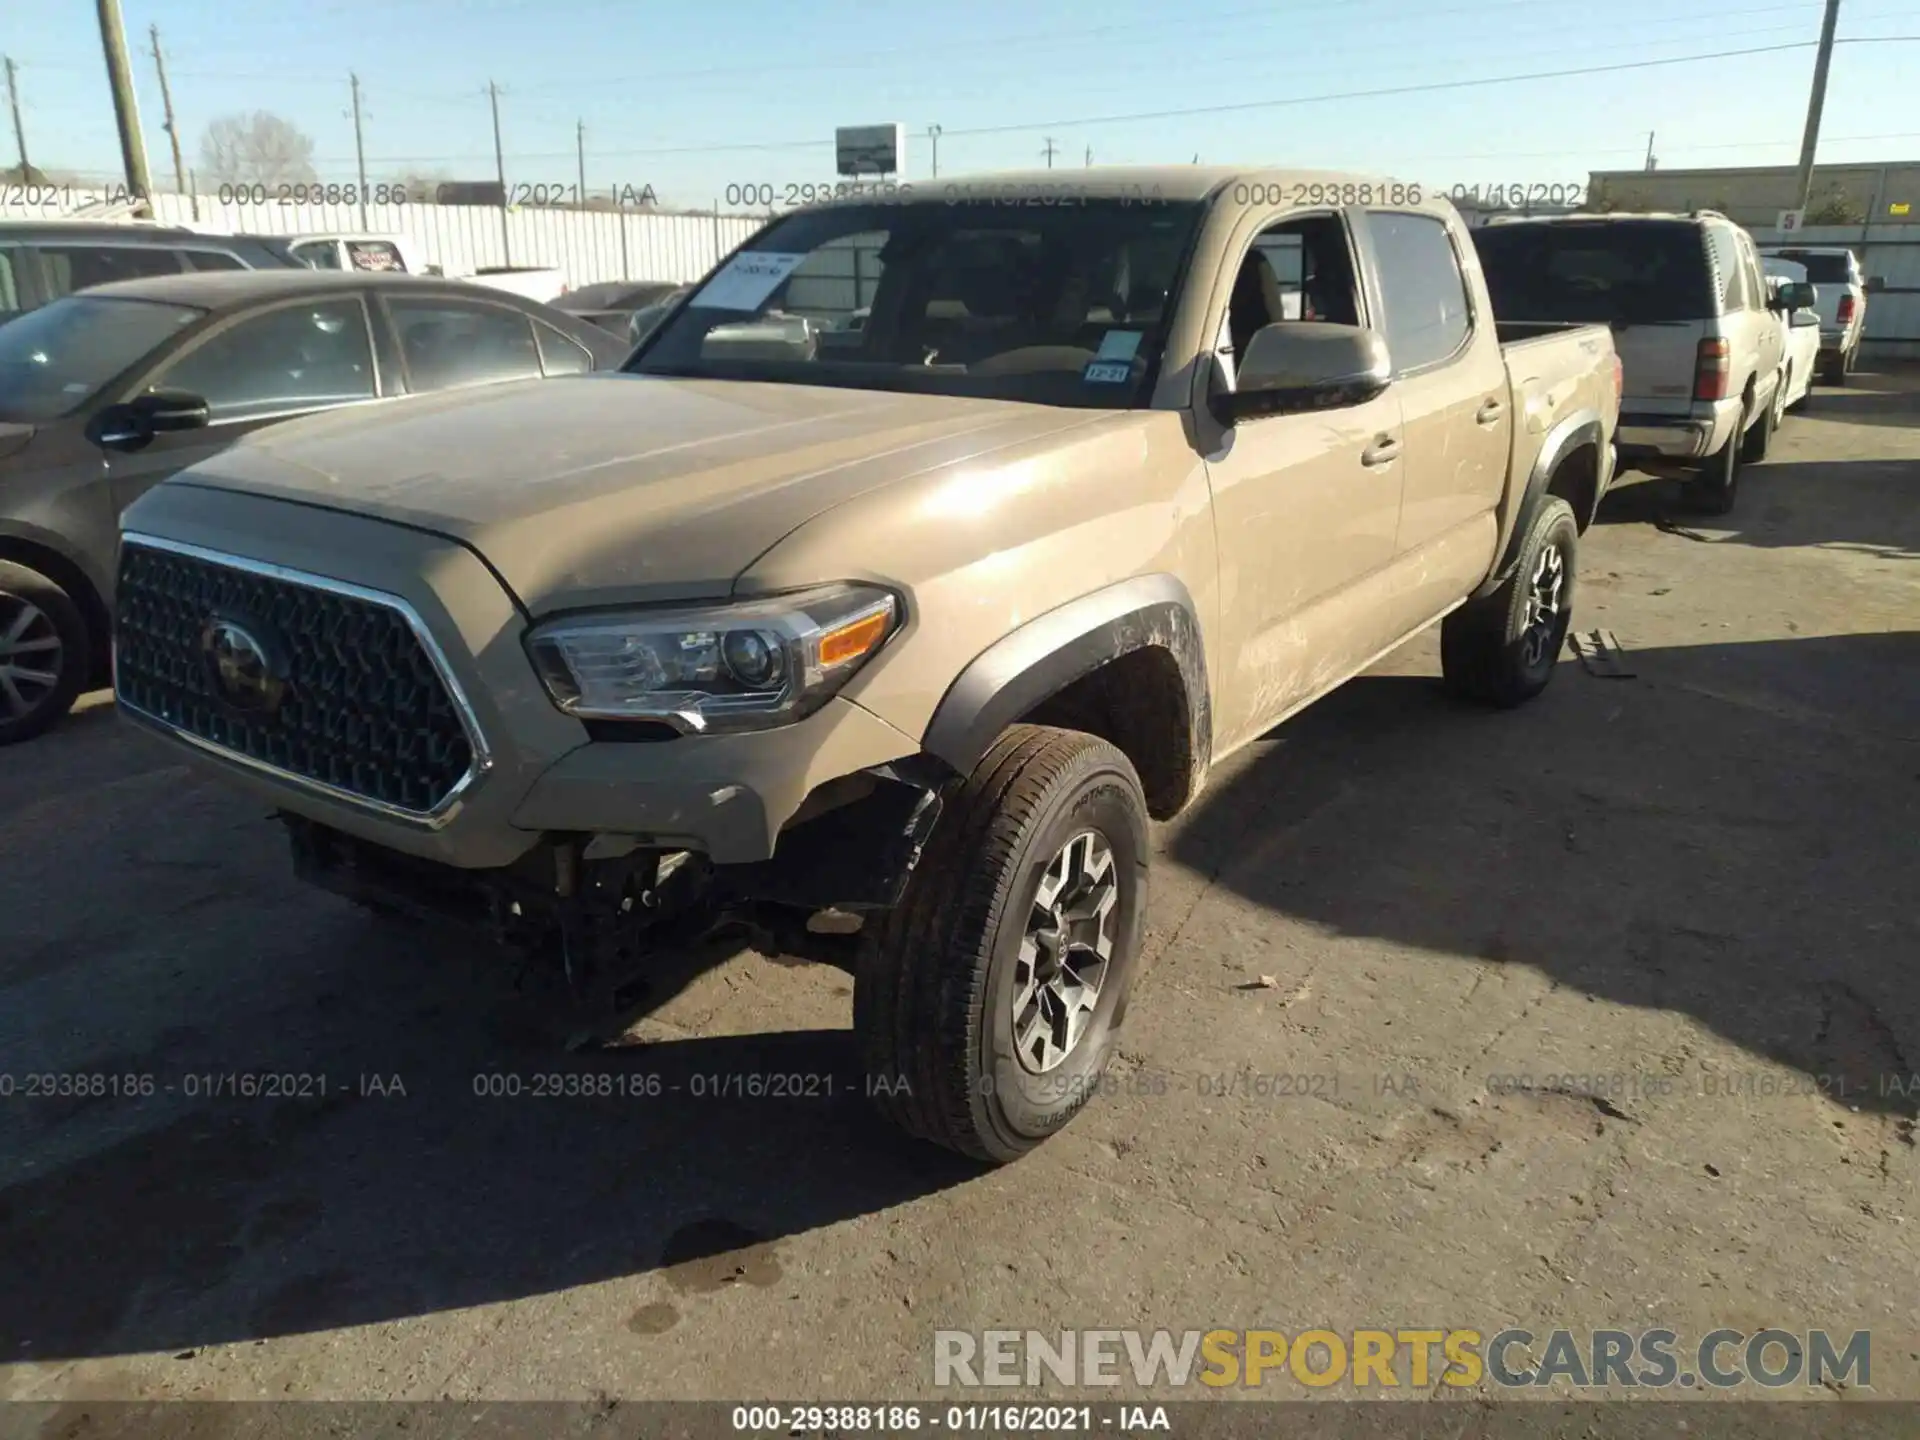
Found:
[1778,281,1817,312]
[1212,322,1392,425]
[86,388,210,453]
[1865,275,1886,294]
[133,388,212,432]
[1791,310,1820,328]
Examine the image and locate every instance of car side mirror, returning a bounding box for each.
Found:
[86,387,211,453]
[1865,275,1886,294]
[1212,322,1392,425]
[1777,281,1817,312]
[1791,310,1820,328]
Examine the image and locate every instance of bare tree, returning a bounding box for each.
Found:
[199,112,318,187]
[1805,186,1865,226]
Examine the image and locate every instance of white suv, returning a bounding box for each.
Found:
[1762,245,1867,384]
[1473,211,1787,515]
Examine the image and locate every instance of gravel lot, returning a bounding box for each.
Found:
[2,366,1915,1409]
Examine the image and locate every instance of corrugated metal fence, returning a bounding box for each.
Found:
[1747,222,1920,360]
[2,194,765,288]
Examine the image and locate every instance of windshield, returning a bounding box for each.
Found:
[1472,221,1714,324]
[0,295,204,422]
[629,199,1203,408]
[1767,249,1854,285]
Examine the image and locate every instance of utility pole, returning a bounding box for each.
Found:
[576,119,587,207]
[926,123,941,179]
[148,28,188,211]
[4,57,29,176]
[349,73,369,226]
[1084,145,1092,167]
[1041,136,1057,169]
[1794,0,1842,211]
[96,0,152,200]
[1644,132,1657,172]
[488,80,511,266]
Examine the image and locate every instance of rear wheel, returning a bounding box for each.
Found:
[1684,422,1742,515]
[1824,348,1848,386]
[0,560,90,746]
[855,724,1149,1163]
[1441,495,1577,709]
[1740,396,1774,463]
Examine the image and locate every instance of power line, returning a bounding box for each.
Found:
[320,34,1918,166]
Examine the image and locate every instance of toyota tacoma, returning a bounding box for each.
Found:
[114,168,1619,1162]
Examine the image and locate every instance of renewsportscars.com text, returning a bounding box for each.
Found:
[933,1327,1871,1390]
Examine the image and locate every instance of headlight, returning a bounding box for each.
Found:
[525,583,900,733]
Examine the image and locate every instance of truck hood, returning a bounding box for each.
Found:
[172,373,1105,611]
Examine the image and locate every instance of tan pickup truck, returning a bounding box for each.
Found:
[112,168,1619,1162]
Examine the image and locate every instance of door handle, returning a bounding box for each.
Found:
[1476,398,1505,424]
[1360,434,1401,467]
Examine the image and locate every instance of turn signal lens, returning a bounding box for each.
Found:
[818,609,891,668]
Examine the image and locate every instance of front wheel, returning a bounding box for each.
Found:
[1441,495,1578,709]
[0,560,90,746]
[855,725,1149,1163]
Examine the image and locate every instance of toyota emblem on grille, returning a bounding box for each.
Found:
[200,615,288,718]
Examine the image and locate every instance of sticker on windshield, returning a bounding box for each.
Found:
[1095,330,1143,362]
[692,252,807,311]
[1082,360,1133,384]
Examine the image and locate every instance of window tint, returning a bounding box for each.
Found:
[150,299,375,421]
[36,244,182,299]
[346,240,406,273]
[389,299,543,391]
[1366,212,1471,371]
[182,249,246,272]
[1705,225,1745,311]
[1472,221,1715,323]
[535,322,593,375]
[290,241,342,270]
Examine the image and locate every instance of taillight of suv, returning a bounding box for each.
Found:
[1837,294,1857,327]
[1693,338,1730,402]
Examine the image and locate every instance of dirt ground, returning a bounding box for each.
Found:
[1,365,1915,1410]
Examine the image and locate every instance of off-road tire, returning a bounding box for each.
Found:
[1683,422,1742,516]
[0,560,90,746]
[855,724,1149,1164]
[1740,396,1774,464]
[1441,496,1578,709]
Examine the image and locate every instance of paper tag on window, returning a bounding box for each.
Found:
[692,252,807,311]
[1083,360,1133,384]
[1095,330,1143,362]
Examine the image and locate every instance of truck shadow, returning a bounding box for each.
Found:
[0,728,978,1363]
[1167,628,1918,1123]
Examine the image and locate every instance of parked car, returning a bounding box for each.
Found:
[1762,258,1821,417]
[555,279,686,336]
[1760,245,1869,384]
[627,284,693,345]
[0,220,297,323]
[1473,210,1786,515]
[271,230,569,302]
[0,269,628,743]
[112,168,1618,1161]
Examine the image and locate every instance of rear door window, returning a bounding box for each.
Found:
[182,248,247,272]
[1365,211,1473,372]
[1472,221,1715,324]
[1767,249,1855,285]
[289,241,343,270]
[534,322,594,375]
[388,298,544,391]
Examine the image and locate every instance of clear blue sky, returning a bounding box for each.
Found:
[7,0,1919,207]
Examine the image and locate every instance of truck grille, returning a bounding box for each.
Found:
[114,539,480,819]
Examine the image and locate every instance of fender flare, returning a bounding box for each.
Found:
[921,572,1212,790]
[1474,407,1604,601]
